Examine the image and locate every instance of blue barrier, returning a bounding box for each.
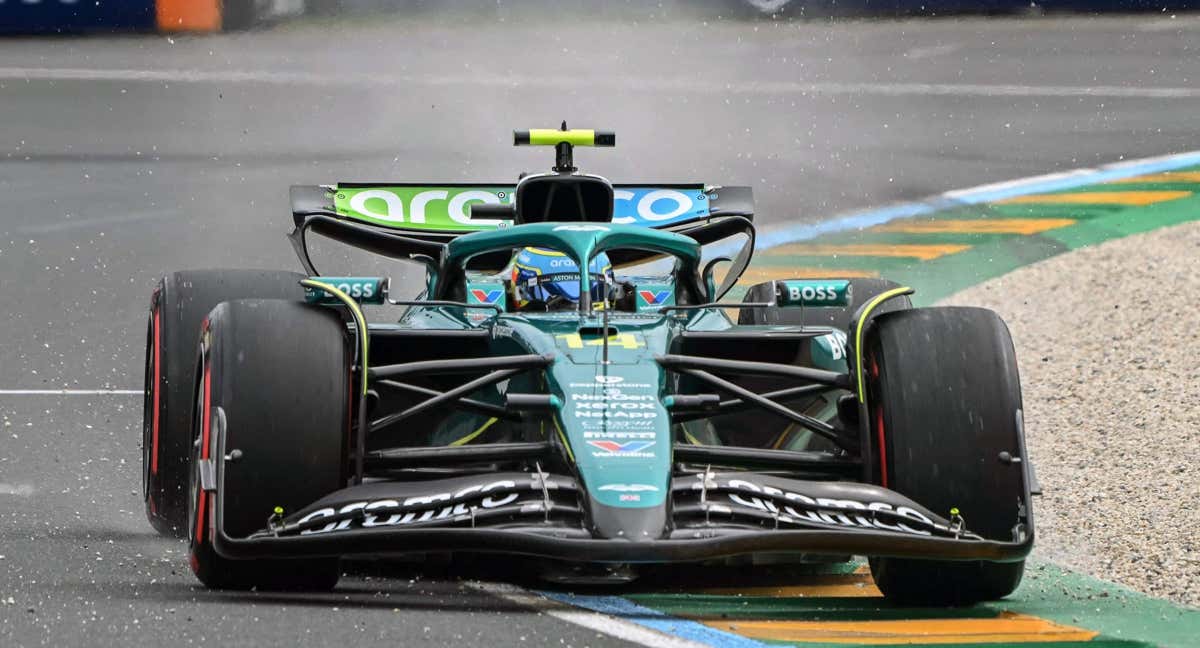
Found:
[0,0,154,33]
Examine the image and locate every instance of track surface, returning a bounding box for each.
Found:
[2,11,1199,646]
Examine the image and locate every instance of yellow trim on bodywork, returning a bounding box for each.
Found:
[301,279,370,396]
[524,247,567,257]
[552,418,575,462]
[450,417,499,446]
[528,129,595,146]
[771,424,796,450]
[854,286,914,400]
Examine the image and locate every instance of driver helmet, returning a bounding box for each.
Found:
[512,247,614,310]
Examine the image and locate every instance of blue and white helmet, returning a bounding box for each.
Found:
[512,248,614,309]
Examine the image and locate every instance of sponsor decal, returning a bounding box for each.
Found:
[710,477,935,536]
[584,431,656,439]
[574,409,657,420]
[298,479,521,534]
[789,284,839,302]
[572,391,655,403]
[775,279,852,308]
[334,186,710,231]
[339,187,512,230]
[594,375,624,384]
[469,288,503,304]
[825,329,848,362]
[567,386,662,422]
[587,440,655,454]
[568,381,654,389]
[611,188,705,225]
[638,290,671,306]
[552,224,610,232]
[556,332,645,350]
[598,484,660,492]
[303,277,386,305]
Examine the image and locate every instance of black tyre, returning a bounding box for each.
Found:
[865,307,1029,605]
[739,278,912,330]
[143,270,305,537]
[188,299,349,590]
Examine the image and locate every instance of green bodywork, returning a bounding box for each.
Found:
[384,223,849,512]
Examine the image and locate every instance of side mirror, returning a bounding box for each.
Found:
[303,276,390,305]
[773,279,852,308]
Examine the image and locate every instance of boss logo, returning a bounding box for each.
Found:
[789,284,839,302]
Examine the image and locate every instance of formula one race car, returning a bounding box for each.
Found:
[141,126,1035,604]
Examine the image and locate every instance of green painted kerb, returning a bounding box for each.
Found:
[753,165,1200,306]
[625,561,1199,647]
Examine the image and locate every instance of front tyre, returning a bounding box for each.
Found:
[143,270,305,537]
[188,299,349,590]
[865,307,1030,605]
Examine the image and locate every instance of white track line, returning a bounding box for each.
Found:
[0,389,141,395]
[0,484,35,497]
[465,581,709,648]
[3,66,1200,99]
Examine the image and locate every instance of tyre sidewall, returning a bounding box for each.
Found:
[187,299,347,590]
[143,270,305,536]
[865,307,1029,604]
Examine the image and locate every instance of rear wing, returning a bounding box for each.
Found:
[291,183,753,241]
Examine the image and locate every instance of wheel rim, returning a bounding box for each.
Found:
[186,344,208,551]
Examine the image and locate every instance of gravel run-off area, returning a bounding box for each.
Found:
[940,219,1200,608]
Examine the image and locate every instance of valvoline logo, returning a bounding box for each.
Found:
[638,290,671,306]
[588,440,654,454]
[470,289,503,304]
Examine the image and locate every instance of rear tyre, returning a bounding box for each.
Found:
[188,299,348,590]
[738,278,912,330]
[143,270,305,537]
[865,307,1029,605]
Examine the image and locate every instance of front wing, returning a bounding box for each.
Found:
[204,464,1033,564]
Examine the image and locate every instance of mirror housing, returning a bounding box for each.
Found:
[773,279,852,308]
[701,256,733,301]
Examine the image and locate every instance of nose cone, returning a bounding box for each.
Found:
[587,495,670,541]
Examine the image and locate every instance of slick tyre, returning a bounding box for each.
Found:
[865,307,1030,605]
[143,270,305,537]
[188,299,349,590]
[738,278,912,330]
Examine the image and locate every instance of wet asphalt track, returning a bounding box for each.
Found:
[2,8,1200,646]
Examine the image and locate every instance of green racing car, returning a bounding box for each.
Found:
[141,126,1036,604]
